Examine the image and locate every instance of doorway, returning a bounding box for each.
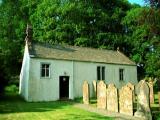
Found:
[59,76,69,99]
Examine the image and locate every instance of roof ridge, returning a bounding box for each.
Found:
[61,44,117,53]
[30,42,136,65]
[32,42,117,52]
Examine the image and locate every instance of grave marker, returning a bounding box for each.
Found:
[83,80,89,104]
[119,85,133,116]
[135,80,152,120]
[107,83,118,112]
[97,81,106,109]
[148,79,154,104]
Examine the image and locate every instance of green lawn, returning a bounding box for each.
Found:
[0,93,113,120]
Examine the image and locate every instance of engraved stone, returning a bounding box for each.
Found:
[147,79,154,104]
[135,80,152,120]
[127,82,135,102]
[107,83,118,112]
[97,80,106,109]
[83,80,89,104]
[119,85,133,116]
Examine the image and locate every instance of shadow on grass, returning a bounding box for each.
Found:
[0,93,74,114]
[67,113,112,120]
[0,93,113,120]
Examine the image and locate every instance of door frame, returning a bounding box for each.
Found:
[59,76,69,99]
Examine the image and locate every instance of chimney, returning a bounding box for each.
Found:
[25,24,33,46]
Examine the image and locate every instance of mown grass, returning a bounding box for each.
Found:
[75,94,160,119]
[0,93,113,120]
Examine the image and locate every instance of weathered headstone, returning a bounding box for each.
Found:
[147,79,154,104]
[93,80,97,98]
[127,82,134,91]
[106,83,118,112]
[119,85,133,116]
[135,80,152,120]
[97,80,106,109]
[83,80,89,104]
[127,82,135,102]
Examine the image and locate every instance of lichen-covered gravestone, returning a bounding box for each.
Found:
[107,83,118,112]
[97,80,106,109]
[135,80,152,120]
[127,82,135,102]
[127,82,134,91]
[147,79,154,104]
[83,80,89,104]
[119,85,133,116]
[92,80,97,98]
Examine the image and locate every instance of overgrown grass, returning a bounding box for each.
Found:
[0,93,113,120]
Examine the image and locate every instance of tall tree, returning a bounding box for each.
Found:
[0,0,26,93]
[122,5,160,79]
[30,0,131,49]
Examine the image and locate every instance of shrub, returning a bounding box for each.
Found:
[5,85,18,93]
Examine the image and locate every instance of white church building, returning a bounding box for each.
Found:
[19,25,138,102]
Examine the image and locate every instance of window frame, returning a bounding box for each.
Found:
[102,66,105,80]
[40,63,51,78]
[97,66,105,81]
[119,68,124,81]
[97,66,101,80]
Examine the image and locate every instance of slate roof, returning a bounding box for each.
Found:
[29,43,136,65]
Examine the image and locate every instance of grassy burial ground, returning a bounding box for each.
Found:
[0,93,113,120]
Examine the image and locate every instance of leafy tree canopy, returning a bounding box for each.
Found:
[0,0,160,94]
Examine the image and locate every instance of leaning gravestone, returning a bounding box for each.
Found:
[107,83,118,112]
[93,80,97,98]
[83,80,89,104]
[97,80,106,109]
[119,85,133,116]
[147,79,154,104]
[135,80,152,120]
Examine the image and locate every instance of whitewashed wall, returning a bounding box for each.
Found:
[28,58,74,102]
[19,44,30,101]
[73,62,137,98]
[26,57,137,102]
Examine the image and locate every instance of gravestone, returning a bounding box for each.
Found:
[106,83,118,112]
[83,80,89,104]
[119,85,133,116]
[147,79,154,104]
[127,82,134,91]
[135,80,152,120]
[97,80,106,109]
[93,80,97,98]
[127,82,135,102]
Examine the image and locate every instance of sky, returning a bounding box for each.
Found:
[128,0,145,6]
